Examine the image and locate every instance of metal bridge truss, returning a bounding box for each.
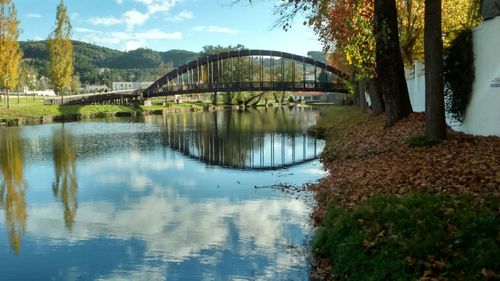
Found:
[144,49,349,98]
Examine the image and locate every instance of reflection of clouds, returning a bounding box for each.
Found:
[27,188,309,265]
[96,264,167,281]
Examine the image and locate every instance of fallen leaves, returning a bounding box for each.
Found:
[311,111,500,221]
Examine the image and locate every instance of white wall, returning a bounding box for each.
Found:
[405,62,425,112]
[463,17,500,136]
[402,17,500,136]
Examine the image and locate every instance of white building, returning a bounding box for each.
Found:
[112,81,153,91]
[83,85,109,92]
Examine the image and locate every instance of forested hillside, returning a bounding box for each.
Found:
[20,40,198,86]
[20,40,324,88]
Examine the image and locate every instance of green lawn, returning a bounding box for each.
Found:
[0,96,204,120]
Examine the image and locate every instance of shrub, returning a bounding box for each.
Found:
[313,193,500,281]
[443,29,475,123]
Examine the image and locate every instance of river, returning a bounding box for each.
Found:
[0,107,326,281]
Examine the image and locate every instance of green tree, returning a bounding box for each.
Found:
[47,0,73,103]
[0,0,22,109]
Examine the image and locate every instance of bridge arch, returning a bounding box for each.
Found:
[144,49,349,98]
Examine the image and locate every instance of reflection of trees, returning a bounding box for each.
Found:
[52,128,78,230]
[164,108,320,169]
[0,128,27,255]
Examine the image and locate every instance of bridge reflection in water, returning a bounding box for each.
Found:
[162,108,325,170]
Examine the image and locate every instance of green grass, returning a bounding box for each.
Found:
[313,193,500,281]
[406,135,440,148]
[0,96,205,120]
[311,106,371,161]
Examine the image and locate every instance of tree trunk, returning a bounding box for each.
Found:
[353,78,360,107]
[6,89,10,109]
[367,78,385,116]
[424,0,447,141]
[212,91,218,105]
[374,0,413,127]
[273,92,279,103]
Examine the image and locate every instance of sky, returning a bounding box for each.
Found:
[15,0,323,56]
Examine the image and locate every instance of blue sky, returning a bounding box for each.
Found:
[16,0,323,56]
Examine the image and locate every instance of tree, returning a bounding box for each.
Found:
[0,128,27,255]
[424,0,446,141]
[47,0,73,103]
[0,0,22,109]
[374,0,413,126]
[70,75,80,94]
[52,128,78,230]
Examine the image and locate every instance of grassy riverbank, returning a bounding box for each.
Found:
[310,106,500,280]
[0,97,205,125]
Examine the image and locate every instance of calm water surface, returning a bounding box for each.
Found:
[0,108,326,281]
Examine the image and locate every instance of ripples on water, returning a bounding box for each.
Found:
[0,108,326,280]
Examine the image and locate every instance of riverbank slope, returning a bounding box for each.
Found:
[0,97,204,126]
[310,106,500,280]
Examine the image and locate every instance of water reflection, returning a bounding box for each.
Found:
[51,128,78,230]
[0,128,27,255]
[164,108,324,169]
[0,110,325,280]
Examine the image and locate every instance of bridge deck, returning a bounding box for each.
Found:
[44,90,139,105]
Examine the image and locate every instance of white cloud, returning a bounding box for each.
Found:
[89,9,149,30]
[88,16,122,26]
[134,0,179,14]
[193,25,238,34]
[75,27,182,51]
[123,9,150,30]
[116,0,124,4]
[26,13,42,18]
[166,10,192,22]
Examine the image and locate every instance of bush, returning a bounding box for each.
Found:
[307,125,327,139]
[313,193,500,281]
[406,135,439,148]
[443,29,475,123]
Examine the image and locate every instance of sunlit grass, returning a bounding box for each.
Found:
[0,96,204,120]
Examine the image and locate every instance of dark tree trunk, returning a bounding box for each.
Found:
[367,78,385,116]
[212,91,218,105]
[352,77,360,106]
[6,89,10,109]
[374,0,413,127]
[273,92,279,103]
[424,0,447,141]
[280,91,286,104]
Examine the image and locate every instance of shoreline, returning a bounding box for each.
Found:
[0,107,203,127]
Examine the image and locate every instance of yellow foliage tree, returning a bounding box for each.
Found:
[0,0,22,109]
[47,0,73,103]
[0,128,27,255]
[52,128,78,231]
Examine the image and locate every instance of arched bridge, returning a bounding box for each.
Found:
[144,49,349,98]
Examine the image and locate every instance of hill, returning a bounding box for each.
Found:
[20,41,324,88]
[20,40,198,86]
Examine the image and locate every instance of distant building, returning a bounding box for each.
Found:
[291,91,348,104]
[112,82,153,91]
[291,92,328,103]
[83,85,109,92]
